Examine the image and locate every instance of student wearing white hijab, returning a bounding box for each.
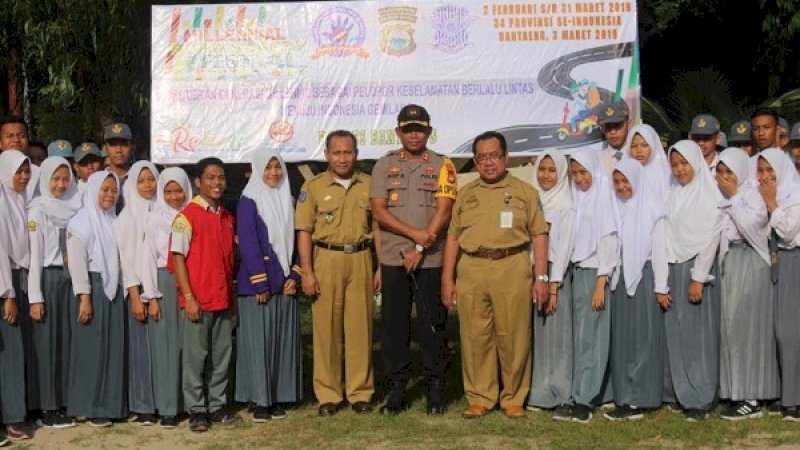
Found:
[139,167,191,428]
[235,149,303,422]
[115,160,159,425]
[605,158,667,421]
[66,171,127,426]
[0,150,32,440]
[526,150,576,411]
[757,148,800,421]
[715,147,779,420]
[552,148,619,423]
[663,140,724,422]
[26,156,81,428]
[623,124,671,200]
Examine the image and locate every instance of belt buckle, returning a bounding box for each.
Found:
[343,244,355,254]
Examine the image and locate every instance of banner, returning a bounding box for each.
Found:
[151,1,640,163]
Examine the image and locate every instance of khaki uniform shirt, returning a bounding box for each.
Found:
[448,172,548,253]
[370,149,457,267]
[295,171,372,245]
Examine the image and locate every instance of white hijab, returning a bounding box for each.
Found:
[0,150,31,267]
[666,140,723,263]
[531,149,573,223]
[570,147,618,262]
[613,158,666,295]
[115,161,159,289]
[717,147,770,264]
[623,124,671,200]
[145,167,192,264]
[758,148,800,210]
[67,171,120,299]
[242,149,294,276]
[28,157,81,228]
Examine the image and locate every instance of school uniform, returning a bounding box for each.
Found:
[115,161,159,418]
[235,150,302,411]
[567,148,619,411]
[26,157,81,414]
[716,149,779,405]
[526,150,576,409]
[66,171,127,421]
[140,168,192,419]
[609,159,667,411]
[664,140,724,416]
[0,151,31,426]
[623,124,671,201]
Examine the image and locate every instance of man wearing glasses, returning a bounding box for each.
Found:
[441,131,549,419]
[595,99,631,174]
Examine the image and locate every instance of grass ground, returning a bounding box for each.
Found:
[11,298,800,449]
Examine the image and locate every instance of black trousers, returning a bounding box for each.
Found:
[380,265,448,386]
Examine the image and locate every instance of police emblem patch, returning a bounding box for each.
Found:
[379,7,418,57]
[298,191,308,203]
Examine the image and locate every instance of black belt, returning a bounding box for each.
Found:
[314,241,371,253]
[464,243,528,261]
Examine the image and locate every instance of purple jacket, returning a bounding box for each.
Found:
[236,196,300,296]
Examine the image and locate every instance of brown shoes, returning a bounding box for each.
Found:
[461,405,489,419]
[503,406,526,418]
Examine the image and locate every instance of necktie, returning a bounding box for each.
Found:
[613,151,622,161]
[59,228,69,272]
[769,229,779,284]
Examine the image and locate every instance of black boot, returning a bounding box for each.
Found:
[426,378,447,415]
[379,382,409,416]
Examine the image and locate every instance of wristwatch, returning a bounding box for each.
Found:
[415,244,425,253]
[535,274,549,283]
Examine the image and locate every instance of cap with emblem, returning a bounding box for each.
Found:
[791,122,800,142]
[728,120,752,144]
[73,142,103,164]
[103,122,132,141]
[779,117,789,136]
[596,99,629,125]
[689,114,720,136]
[47,139,73,158]
[397,104,431,128]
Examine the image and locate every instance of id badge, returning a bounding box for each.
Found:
[500,210,513,229]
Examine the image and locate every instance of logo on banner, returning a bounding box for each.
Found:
[269,120,294,143]
[312,6,369,59]
[379,7,417,57]
[427,5,476,53]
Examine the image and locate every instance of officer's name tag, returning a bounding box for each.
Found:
[500,211,513,229]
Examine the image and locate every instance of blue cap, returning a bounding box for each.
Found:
[689,114,720,136]
[596,99,629,125]
[791,122,800,142]
[73,142,103,163]
[47,139,73,158]
[728,120,752,143]
[779,117,789,136]
[103,122,132,141]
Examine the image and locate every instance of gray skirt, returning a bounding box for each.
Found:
[776,248,800,407]
[0,269,27,423]
[528,264,573,408]
[719,244,779,401]
[235,294,302,406]
[664,259,720,410]
[147,268,183,417]
[571,267,611,407]
[128,287,155,414]
[27,266,74,411]
[67,273,127,419]
[610,262,663,408]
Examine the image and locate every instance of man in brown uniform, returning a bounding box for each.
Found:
[296,130,378,417]
[371,104,457,416]
[442,131,549,419]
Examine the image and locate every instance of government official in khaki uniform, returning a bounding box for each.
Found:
[371,105,457,416]
[296,130,379,417]
[442,131,549,419]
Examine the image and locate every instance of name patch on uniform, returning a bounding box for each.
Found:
[425,166,435,174]
[500,211,513,228]
[391,180,402,187]
[387,172,404,179]
[388,166,402,173]
[298,191,308,202]
[27,220,38,231]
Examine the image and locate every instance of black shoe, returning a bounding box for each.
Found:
[134,413,158,426]
[252,406,271,423]
[351,402,373,414]
[88,417,112,428]
[426,379,447,415]
[552,403,574,422]
[269,404,287,419]
[570,404,593,423]
[37,410,76,428]
[684,408,708,422]
[720,401,762,421]
[380,389,409,416]
[603,405,644,421]
[783,407,800,422]
[766,400,783,416]
[160,416,180,428]
[188,413,209,432]
[318,403,339,417]
[0,433,7,448]
[210,408,239,423]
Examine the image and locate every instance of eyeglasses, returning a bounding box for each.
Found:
[474,152,504,164]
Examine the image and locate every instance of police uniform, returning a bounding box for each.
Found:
[448,172,548,410]
[370,148,456,400]
[295,170,374,405]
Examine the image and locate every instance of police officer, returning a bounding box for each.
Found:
[595,99,631,174]
[371,104,457,416]
[442,131,549,419]
[295,130,378,417]
[688,113,722,171]
[728,120,754,156]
